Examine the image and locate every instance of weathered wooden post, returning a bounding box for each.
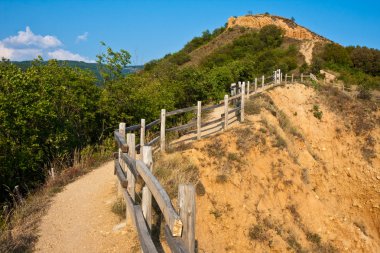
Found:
[241,83,245,122]
[224,95,229,130]
[50,167,55,180]
[179,184,196,253]
[247,81,250,98]
[197,101,202,140]
[238,81,241,94]
[118,122,126,198]
[292,74,294,83]
[262,75,265,88]
[160,109,166,152]
[140,119,145,154]
[281,72,283,83]
[126,134,136,196]
[301,73,304,82]
[230,83,235,96]
[255,78,258,92]
[14,185,24,204]
[142,146,153,230]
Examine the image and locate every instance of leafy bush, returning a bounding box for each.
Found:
[0,59,101,203]
[312,105,323,120]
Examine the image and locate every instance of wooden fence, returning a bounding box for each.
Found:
[113,70,315,253]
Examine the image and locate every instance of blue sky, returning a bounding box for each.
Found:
[0,0,379,64]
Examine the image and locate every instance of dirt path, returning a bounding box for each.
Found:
[35,161,139,253]
[299,40,315,65]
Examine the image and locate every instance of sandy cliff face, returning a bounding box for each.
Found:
[228,15,327,42]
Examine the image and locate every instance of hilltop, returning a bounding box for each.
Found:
[227,14,329,42]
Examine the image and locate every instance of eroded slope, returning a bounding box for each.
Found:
[158,83,379,252]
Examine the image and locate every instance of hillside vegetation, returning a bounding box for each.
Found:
[12,60,142,83]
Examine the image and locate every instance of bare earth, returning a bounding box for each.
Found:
[170,83,379,252]
[299,40,315,65]
[35,161,139,253]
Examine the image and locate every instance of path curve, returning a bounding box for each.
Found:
[35,161,139,253]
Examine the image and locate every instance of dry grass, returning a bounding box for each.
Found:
[111,198,126,219]
[248,224,269,242]
[246,93,304,140]
[154,153,199,199]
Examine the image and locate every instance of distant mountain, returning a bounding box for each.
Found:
[12,60,143,81]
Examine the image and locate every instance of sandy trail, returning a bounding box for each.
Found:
[299,40,315,65]
[35,161,139,253]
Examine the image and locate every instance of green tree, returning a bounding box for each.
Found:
[259,25,284,48]
[96,42,131,83]
[0,59,100,203]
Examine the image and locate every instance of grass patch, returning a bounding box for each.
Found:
[361,135,376,163]
[205,137,227,159]
[216,174,228,184]
[312,104,323,120]
[249,224,269,242]
[306,232,321,244]
[111,198,126,219]
[154,153,199,199]
[286,234,305,253]
[301,168,309,184]
[210,209,222,219]
[227,152,240,162]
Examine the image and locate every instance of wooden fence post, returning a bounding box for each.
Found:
[292,74,294,83]
[179,184,196,253]
[247,81,250,98]
[262,75,264,88]
[14,185,24,204]
[224,95,229,130]
[301,73,304,82]
[255,78,257,92]
[160,109,166,152]
[126,133,136,206]
[140,119,145,154]
[285,74,288,84]
[50,167,55,180]
[197,101,202,140]
[281,72,283,83]
[142,146,153,230]
[118,122,126,198]
[238,81,241,94]
[241,83,245,122]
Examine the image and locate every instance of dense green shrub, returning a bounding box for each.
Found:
[0,59,101,202]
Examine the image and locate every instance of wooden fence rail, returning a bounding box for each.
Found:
[114,70,317,252]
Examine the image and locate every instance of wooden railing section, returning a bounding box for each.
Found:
[114,129,195,253]
[113,70,316,252]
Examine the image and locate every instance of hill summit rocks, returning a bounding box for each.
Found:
[227,14,328,42]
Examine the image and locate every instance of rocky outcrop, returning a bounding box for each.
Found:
[227,14,328,42]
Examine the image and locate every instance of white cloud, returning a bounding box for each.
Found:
[76,32,89,43]
[2,26,62,49]
[0,27,93,62]
[48,49,94,62]
[0,42,42,60]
